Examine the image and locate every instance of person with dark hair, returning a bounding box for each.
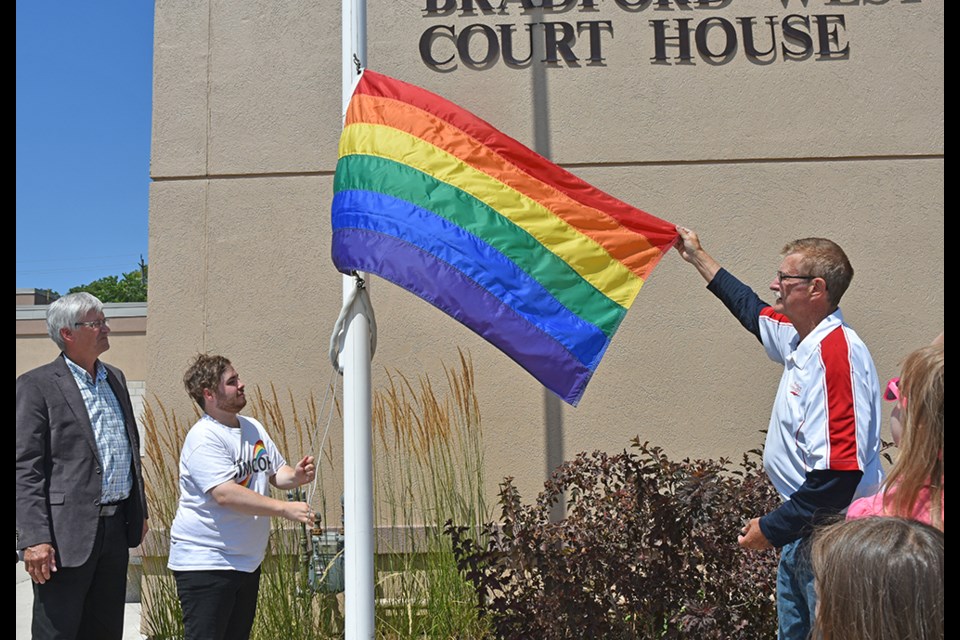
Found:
[16,292,149,639]
[168,353,315,640]
[848,341,944,529]
[674,228,884,640]
[811,516,943,640]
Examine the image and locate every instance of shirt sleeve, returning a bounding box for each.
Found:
[182,428,239,494]
[758,468,863,547]
[262,430,287,476]
[705,268,768,343]
[845,492,888,521]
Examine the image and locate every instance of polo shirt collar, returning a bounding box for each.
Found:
[787,308,845,369]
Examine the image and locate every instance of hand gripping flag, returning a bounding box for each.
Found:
[331,70,677,406]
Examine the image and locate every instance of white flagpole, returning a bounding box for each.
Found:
[341,1,374,638]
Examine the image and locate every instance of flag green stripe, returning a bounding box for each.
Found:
[335,153,627,337]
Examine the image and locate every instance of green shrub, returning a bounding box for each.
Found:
[447,439,780,639]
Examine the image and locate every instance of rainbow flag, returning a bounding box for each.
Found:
[331,70,677,406]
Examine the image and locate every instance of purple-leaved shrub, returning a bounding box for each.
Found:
[447,438,780,639]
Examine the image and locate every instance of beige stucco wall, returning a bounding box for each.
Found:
[16,311,148,380]
[16,323,62,377]
[149,1,943,510]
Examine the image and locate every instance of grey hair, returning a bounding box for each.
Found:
[781,238,853,308]
[46,292,104,351]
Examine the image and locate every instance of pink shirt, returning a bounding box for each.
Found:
[846,484,943,527]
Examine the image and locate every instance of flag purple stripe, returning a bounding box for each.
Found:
[332,228,594,405]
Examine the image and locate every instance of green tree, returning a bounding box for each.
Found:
[69,267,147,302]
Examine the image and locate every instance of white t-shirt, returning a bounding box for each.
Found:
[758,308,884,501]
[168,414,286,573]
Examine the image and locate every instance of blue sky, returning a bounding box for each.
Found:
[16,2,155,296]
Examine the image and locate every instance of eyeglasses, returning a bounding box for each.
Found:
[74,319,109,330]
[884,376,900,402]
[776,271,816,285]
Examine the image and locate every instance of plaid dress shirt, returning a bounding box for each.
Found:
[65,357,134,504]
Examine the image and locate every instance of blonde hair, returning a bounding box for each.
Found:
[884,343,944,529]
[812,517,943,640]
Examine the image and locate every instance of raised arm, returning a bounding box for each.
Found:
[674,225,722,283]
[675,225,770,342]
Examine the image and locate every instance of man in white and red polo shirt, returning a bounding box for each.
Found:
[674,228,884,640]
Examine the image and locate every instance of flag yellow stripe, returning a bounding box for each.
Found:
[347,93,664,280]
[341,123,643,306]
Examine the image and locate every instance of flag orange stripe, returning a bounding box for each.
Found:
[347,93,664,281]
[353,71,677,252]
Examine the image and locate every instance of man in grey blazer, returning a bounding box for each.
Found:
[16,292,149,640]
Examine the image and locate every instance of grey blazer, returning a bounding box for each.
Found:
[15,355,148,567]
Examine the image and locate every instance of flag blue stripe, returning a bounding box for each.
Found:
[333,190,611,370]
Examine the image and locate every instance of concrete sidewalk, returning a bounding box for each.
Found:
[15,561,146,640]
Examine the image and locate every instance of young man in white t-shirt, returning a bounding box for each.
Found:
[168,353,316,640]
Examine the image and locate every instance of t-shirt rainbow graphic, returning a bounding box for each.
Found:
[237,439,269,488]
[331,70,677,406]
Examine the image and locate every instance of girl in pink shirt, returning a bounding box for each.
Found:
[847,341,943,529]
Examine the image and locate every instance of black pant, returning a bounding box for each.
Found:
[32,512,130,640]
[174,567,262,640]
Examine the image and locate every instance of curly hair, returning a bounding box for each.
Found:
[183,353,232,409]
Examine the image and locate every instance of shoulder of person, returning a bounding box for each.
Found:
[238,414,266,430]
[101,361,128,381]
[237,415,279,448]
[182,418,232,457]
[16,357,68,388]
[846,492,885,520]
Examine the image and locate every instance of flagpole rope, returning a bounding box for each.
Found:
[303,364,339,508]
[329,271,377,374]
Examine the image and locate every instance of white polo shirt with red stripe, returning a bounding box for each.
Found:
[758,308,885,501]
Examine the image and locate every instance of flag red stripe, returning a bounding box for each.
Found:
[353,71,677,253]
